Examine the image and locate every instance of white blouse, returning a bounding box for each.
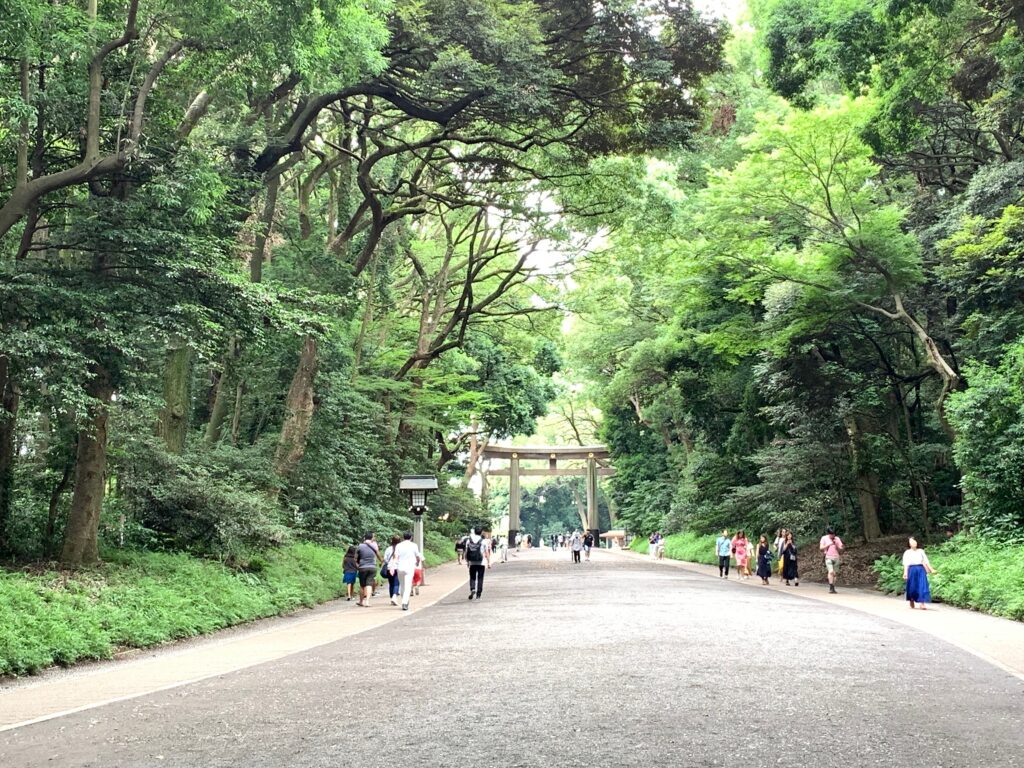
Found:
[902,549,931,567]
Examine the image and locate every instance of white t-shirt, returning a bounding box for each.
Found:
[571,534,583,551]
[902,549,931,568]
[394,540,421,573]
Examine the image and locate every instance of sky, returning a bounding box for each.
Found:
[697,0,747,24]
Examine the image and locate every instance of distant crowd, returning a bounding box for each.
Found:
[649,526,936,607]
[342,524,937,612]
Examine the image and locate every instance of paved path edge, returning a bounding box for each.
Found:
[0,561,472,732]
[610,547,1024,682]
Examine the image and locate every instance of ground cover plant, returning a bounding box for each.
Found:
[0,541,452,676]
[873,536,1024,621]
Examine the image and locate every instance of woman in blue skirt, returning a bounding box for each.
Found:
[902,536,937,610]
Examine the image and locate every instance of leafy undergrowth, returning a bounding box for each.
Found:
[629,531,718,564]
[0,541,455,676]
[873,535,1024,621]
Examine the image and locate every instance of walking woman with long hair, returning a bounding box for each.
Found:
[731,530,750,580]
[383,534,401,606]
[782,531,799,586]
[755,534,773,585]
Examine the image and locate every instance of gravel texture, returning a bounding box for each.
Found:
[2,550,1022,767]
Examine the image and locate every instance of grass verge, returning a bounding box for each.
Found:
[628,531,718,564]
[0,540,456,676]
[873,535,1024,621]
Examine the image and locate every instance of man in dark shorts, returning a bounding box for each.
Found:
[455,533,469,565]
[356,532,382,607]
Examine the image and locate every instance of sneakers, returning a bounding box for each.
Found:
[468,593,474,600]
[402,604,409,611]
[390,597,398,606]
[475,592,482,600]
[829,585,837,594]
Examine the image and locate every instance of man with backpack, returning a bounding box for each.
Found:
[465,526,491,600]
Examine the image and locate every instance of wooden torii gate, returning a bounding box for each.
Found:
[482,445,614,546]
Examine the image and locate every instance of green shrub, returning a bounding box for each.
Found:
[117,438,290,558]
[629,531,718,564]
[661,531,719,565]
[946,342,1024,541]
[873,535,1024,620]
[0,543,350,676]
[0,536,461,677]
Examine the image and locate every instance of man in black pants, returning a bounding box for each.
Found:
[465,526,490,600]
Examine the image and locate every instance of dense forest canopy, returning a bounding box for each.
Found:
[568,0,1024,544]
[0,0,726,564]
[1,0,1023,570]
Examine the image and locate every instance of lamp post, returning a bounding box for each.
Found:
[399,475,438,571]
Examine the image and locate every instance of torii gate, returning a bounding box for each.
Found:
[482,445,614,546]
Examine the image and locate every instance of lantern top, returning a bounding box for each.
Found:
[399,475,439,492]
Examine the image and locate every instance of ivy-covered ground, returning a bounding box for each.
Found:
[0,540,455,677]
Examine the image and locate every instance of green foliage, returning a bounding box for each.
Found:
[626,531,718,565]
[661,531,720,566]
[947,343,1024,539]
[0,544,349,676]
[117,437,290,558]
[873,535,1024,620]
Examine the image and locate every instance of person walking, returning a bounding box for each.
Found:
[731,530,750,579]
[819,526,844,593]
[382,534,402,606]
[342,545,358,601]
[393,531,423,611]
[755,534,773,585]
[465,526,490,600]
[455,533,469,565]
[356,532,382,607]
[902,536,937,610]
[715,529,732,578]
[570,530,583,563]
[774,528,788,578]
[781,531,799,586]
[583,531,595,561]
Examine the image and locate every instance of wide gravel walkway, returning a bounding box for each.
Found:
[2,548,1022,767]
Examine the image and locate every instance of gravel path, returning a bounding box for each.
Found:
[3,550,1022,767]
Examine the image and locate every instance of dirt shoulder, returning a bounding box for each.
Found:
[796,534,907,588]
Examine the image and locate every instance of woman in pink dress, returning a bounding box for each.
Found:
[731,530,751,580]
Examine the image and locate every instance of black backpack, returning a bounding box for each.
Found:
[465,537,484,563]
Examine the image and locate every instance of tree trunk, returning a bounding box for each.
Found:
[274,335,319,479]
[0,356,20,555]
[250,174,280,283]
[572,484,588,531]
[157,337,191,453]
[844,416,883,541]
[205,336,238,445]
[45,454,75,557]
[230,381,245,447]
[462,423,488,487]
[61,367,114,566]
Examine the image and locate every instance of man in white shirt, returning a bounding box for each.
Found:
[393,531,423,611]
[465,527,491,600]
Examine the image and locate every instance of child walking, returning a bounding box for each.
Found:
[342,545,358,601]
